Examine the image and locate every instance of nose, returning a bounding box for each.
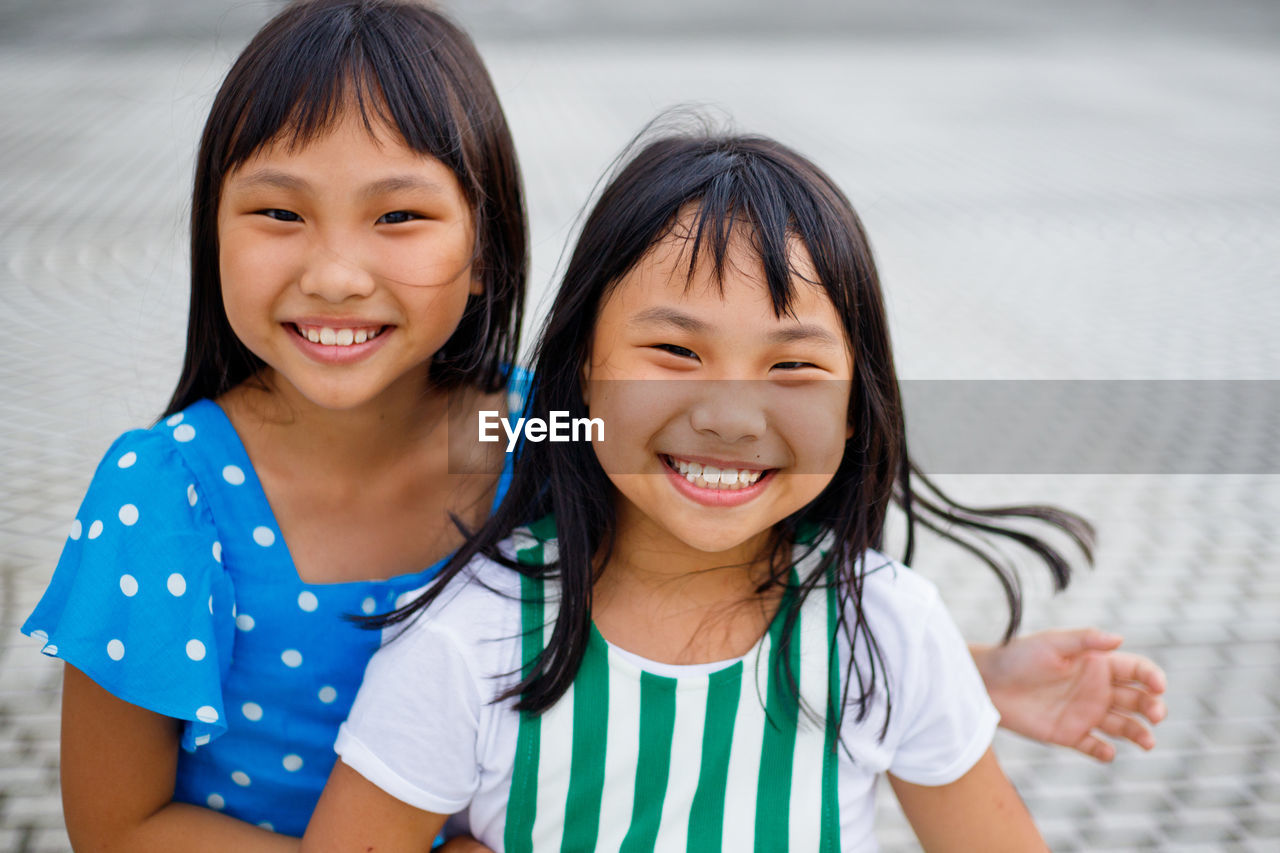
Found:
[688,380,767,443]
[298,238,376,302]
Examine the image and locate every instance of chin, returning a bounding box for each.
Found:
[664,520,771,558]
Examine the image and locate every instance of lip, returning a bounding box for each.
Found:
[660,453,777,508]
[285,321,392,365]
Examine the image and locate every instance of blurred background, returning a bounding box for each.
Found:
[2,0,1278,849]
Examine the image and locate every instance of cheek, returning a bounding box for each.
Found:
[586,380,679,476]
[773,383,854,474]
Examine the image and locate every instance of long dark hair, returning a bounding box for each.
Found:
[164,0,526,416]
[380,124,1093,736]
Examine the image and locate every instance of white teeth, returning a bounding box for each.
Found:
[668,456,764,491]
[299,325,381,347]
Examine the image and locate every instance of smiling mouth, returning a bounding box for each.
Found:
[661,454,773,491]
[290,323,387,347]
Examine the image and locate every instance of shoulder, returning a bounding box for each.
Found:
[384,549,526,664]
[848,549,943,636]
[67,406,228,548]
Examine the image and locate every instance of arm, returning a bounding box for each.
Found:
[301,759,446,852]
[889,746,1047,853]
[971,628,1167,761]
[61,664,298,852]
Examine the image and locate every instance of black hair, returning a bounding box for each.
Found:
[379,121,1093,739]
[164,0,526,416]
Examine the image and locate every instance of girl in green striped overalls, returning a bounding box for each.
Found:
[305,128,1153,851]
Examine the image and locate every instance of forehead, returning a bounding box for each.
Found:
[609,223,834,322]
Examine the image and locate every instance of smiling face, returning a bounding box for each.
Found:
[584,225,855,564]
[216,105,478,413]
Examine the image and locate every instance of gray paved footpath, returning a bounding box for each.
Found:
[2,2,1279,851]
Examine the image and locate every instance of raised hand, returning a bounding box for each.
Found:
[973,628,1167,762]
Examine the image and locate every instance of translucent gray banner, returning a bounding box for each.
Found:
[449,380,1280,475]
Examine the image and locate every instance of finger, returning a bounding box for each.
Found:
[1110,652,1167,694]
[1047,627,1124,656]
[1109,685,1169,724]
[1075,733,1116,763]
[1098,711,1157,750]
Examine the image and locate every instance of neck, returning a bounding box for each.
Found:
[220,367,457,472]
[591,503,786,665]
[600,503,778,608]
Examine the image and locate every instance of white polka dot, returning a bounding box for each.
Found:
[120,574,138,596]
[282,754,303,772]
[206,792,225,809]
[222,464,245,485]
[43,644,58,656]
[297,591,318,612]
[212,541,222,563]
[252,526,275,547]
[231,771,251,787]
[242,702,263,722]
[117,451,137,469]
[87,520,104,540]
[188,484,198,506]
[118,504,139,526]
[361,597,376,615]
[173,424,196,442]
[167,413,184,427]
[196,705,219,723]
[281,649,302,668]
[69,519,82,540]
[195,734,211,746]
[236,613,255,631]
[318,686,337,704]
[107,639,125,661]
[395,590,415,610]
[208,595,214,614]
[30,630,48,644]
[258,822,274,831]
[186,639,206,661]
[167,573,187,596]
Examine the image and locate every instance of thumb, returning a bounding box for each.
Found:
[1047,627,1124,655]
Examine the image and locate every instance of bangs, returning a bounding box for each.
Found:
[220,2,473,194]
[600,133,867,331]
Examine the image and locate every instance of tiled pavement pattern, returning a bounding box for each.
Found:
[2,1,1279,850]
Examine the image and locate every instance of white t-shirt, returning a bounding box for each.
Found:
[337,545,998,851]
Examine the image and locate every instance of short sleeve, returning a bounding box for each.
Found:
[22,427,236,752]
[335,614,484,814]
[885,587,999,785]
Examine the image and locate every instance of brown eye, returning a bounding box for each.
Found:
[258,208,301,222]
[653,344,699,360]
[377,211,421,225]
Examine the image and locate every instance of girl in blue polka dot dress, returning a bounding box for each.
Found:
[22,0,529,848]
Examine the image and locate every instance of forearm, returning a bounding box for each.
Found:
[70,801,298,853]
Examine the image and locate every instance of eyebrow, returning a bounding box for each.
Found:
[630,306,841,347]
[228,169,449,199]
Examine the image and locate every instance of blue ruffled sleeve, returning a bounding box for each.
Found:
[22,427,236,752]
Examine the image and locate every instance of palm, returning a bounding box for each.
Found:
[978,629,1167,761]
[999,645,1112,746]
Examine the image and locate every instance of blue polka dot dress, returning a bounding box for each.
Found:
[23,380,525,835]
